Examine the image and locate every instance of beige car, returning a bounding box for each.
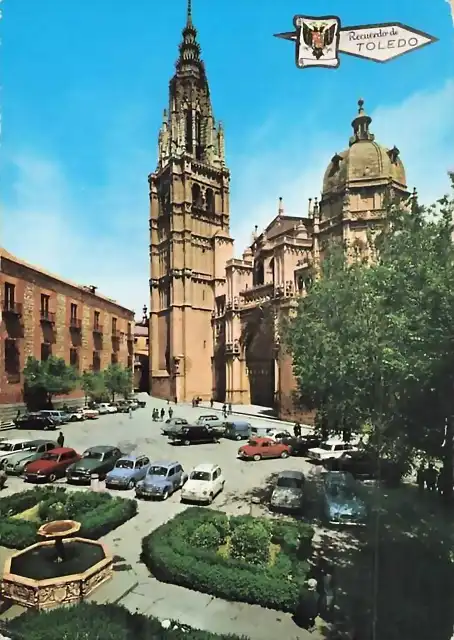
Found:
[180,463,225,504]
[0,438,37,468]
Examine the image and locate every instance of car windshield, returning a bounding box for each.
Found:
[41,453,59,461]
[148,466,168,476]
[277,476,303,489]
[27,446,39,452]
[0,443,16,452]
[320,443,337,451]
[190,471,211,481]
[115,460,134,469]
[83,451,103,460]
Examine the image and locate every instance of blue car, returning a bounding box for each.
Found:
[105,454,151,490]
[135,460,188,500]
[323,471,367,526]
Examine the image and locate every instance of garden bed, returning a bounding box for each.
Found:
[7,601,249,640]
[0,487,137,549]
[141,507,314,612]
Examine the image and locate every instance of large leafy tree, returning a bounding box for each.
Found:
[80,370,107,404]
[286,177,454,489]
[23,356,79,408]
[103,363,133,402]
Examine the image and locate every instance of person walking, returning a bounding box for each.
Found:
[228,402,232,415]
[0,468,6,490]
[210,398,214,408]
[168,407,173,419]
[294,578,319,630]
[129,406,133,419]
[57,431,65,448]
[160,407,165,421]
[294,422,302,438]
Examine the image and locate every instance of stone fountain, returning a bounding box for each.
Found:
[1,520,113,610]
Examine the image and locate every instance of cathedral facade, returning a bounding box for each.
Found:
[149,4,409,419]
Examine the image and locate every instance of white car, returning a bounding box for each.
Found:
[80,408,99,420]
[97,403,118,415]
[66,409,86,422]
[266,429,292,442]
[307,438,359,464]
[180,463,225,504]
[0,438,38,467]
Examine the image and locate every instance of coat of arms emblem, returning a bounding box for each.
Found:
[295,15,340,68]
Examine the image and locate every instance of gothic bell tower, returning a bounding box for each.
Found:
[149,0,233,402]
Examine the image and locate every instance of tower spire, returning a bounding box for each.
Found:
[187,0,192,25]
[350,98,375,145]
[176,0,201,71]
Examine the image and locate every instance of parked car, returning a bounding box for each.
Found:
[97,403,118,415]
[105,454,151,489]
[0,439,39,467]
[196,414,224,429]
[133,398,146,408]
[114,402,130,414]
[80,407,99,420]
[281,434,323,456]
[237,437,292,461]
[65,409,86,422]
[14,413,57,431]
[181,464,224,504]
[307,438,359,464]
[266,428,292,442]
[135,460,187,500]
[323,471,367,525]
[161,417,189,436]
[5,440,58,475]
[270,470,305,512]
[324,450,398,482]
[66,445,123,484]
[38,410,69,425]
[223,420,251,441]
[24,447,81,483]
[168,425,219,446]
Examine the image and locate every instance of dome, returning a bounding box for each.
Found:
[322,99,407,196]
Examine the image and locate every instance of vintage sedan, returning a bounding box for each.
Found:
[80,407,99,420]
[15,413,57,431]
[161,417,189,436]
[24,447,81,483]
[0,439,38,468]
[97,403,118,415]
[105,454,151,490]
[135,460,187,500]
[65,409,86,422]
[238,437,292,461]
[270,470,305,512]
[323,471,367,526]
[5,440,57,475]
[66,445,123,484]
[181,463,225,504]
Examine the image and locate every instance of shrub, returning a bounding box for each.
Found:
[230,521,271,565]
[141,508,312,612]
[8,602,249,640]
[191,523,222,549]
[0,488,137,549]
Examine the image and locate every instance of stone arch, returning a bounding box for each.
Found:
[205,188,215,213]
[192,183,203,208]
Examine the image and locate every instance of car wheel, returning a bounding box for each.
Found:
[183,440,191,446]
[162,489,169,501]
[280,450,289,459]
[235,435,242,441]
[49,473,57,483]
[70,416,78,422]
[253,454,261,462]
[127,479,136,490]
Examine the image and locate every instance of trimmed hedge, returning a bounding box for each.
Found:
[141,507,314,613]
[0,487,137,549]
[8,602,249,640]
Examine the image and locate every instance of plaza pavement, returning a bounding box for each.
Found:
[0,395,321,639]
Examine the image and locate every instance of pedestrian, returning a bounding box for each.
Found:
[160,407,165,421]
[294,578,319,630]
[210,398,214,408]
[425,463,437,492]
[168,407,173,419]
[228,402,232,415]
[416,462,426,492]
[57,431,65,448]
[294,422,302,438]
[129,406,133,419]
[15,409,20,421]
[0,468,6,490]
[222,403,227,419]
[174,396,177,404]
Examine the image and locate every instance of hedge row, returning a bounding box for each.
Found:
[141,507,314,613]
[8,602,249,640]
[0,487,137,549]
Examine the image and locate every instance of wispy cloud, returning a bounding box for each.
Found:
[230,79,454,252]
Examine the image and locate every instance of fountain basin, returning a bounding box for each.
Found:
[2,538,113,609]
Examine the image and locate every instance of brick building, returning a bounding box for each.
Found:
[0,248,135,416]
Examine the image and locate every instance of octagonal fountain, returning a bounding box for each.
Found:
[2,520,113,610]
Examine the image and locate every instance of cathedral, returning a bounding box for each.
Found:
[149,3,409,419]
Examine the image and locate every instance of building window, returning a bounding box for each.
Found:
[111,353,118,365]
[40,294,50,320]
[134,337,138,344]
[185,109,193,152]
[205,188,214,213]
[112,317,117,335]
[5,338,20,381]
[41,342,52,361]
[92,351,101,372]
[127,322,132,337]
[146,338,149,346]
[70,303,78,320]
[70,347,79,369]
[3,282,15,311]
[94,311,100,330]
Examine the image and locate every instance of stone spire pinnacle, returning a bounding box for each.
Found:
[349,98,375,146]
[176,0,201,72]
[187,0,192,25]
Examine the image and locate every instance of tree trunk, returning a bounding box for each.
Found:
[442,416,453,504]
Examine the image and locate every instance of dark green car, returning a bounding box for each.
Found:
[65,445,123,484]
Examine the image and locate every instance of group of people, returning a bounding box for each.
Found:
[152,406,173,422]
[416,461,451,496]
[294,552,336,631]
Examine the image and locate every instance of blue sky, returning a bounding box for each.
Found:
[2,0,453,315]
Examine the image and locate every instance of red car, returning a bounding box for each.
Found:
[237,437,292,461]
[24,447,81,483]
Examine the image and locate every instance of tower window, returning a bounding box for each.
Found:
[195,112,202,160]
[206,189,214,214]
[192,184,202,209]
[185,110,193,152]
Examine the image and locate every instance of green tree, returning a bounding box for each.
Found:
[103,363,132,402]
[80,370,107,404]
[23,356,79,408]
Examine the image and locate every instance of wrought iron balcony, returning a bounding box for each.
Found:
[2,301,23,316]
[111,329,120,339]
[93,324,103,334]
[69,317,82,330]
[40,310,55,324]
